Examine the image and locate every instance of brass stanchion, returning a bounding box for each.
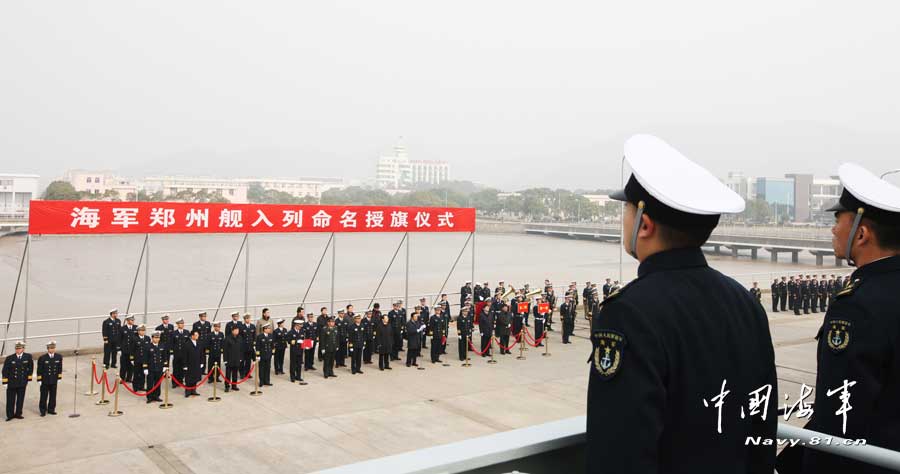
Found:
[96,368,110,405]
[487,337,497,364]
[249,363,262,396]
[85,357,99,396]
[516,331,526,360]
[108,375,123,417]
[208,364,221,402]
[542,327,551,357]
[159,370,173,409]
[462,333,472,367]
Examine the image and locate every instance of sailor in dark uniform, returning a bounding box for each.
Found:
[349,314,366,374]
[478,304,494,356]
[304,313,318,371]
[406,311,423,367]
[208,322,225,381]
[171,318,191,388]
[770,278,779,311]
[428,308,444,363]
[334,310,348,368]
[223,326,243,392]
[255,323,274,386]
[818,274,829,312]
[787,276,796,311]
[36,340,62,416]
[155,314,175,358]
[224,311,242,337]
[750,281,763,307]
[532,296,547,346]
[132,324,151,390]
[778,163,900,474]
[800,275,810,314]
[240,313,256,377]
[495,305,512,355]
[144,332,167,403]
[287,318,306,382]
[362,310,375,364]
[418,298,430,350]
[120,314,137,382]
[456,306,473,361]
[102,309,122,369]
[192,312,212,363]
[273,319,287,375]
[778,276,788,311]
[589,135,777,473]
[3,341,33,421]
[560,296,575,344]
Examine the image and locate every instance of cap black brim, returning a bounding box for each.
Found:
[825,202,847,212]
[610,189,627,202]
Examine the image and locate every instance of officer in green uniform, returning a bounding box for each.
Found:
[778,163,900,474]
[588,135,777,473]
[321,318,339,378]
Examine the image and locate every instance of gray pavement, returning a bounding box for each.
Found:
[2,307,825,474]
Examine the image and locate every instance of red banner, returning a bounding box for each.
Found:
[538,302,550,314]
[28,201,476,235]
[517,302,529,314]
[300,339,314,350]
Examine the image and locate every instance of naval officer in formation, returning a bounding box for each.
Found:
[587,135,777,473]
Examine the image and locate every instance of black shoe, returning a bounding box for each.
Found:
[358,371,364,374]
[385,367,392,370]
[232,386,240,391]
[14,415,23,419]
[380,368,384,371]
[412,363,418,367]
[5,417,11,422]
[406,363,411,367]
[146,399,153,404]
[40,413,46,417]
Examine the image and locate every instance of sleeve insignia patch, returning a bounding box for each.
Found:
[826,318,851,353]
[591,330,626,380]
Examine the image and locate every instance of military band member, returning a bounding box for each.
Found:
[349,314,366,374]
[545,286,557,331]
[273,319,287,375]
[255,323,274,386]
[120,314,137,382]
[155,314,175,357]
[560,296,575,344]
[480,282,491,302]
[375,314,393,370]
[240,313,256,377]
[208,322,225,381]
[406,311,423,367]
[511,292,525,344]
[304,313,318,370]
[582,281,593,320]
[3,341,33,421]
[144,332,167,403]
[183,329,203,397]
[778,163,900,474]
[334,309,348,368]
[223,326,243,392]
[132,324,150,390]
[418,298,430,350]
[193,311,212,350]
[590,135,777,473]
[36,340,62,416]
[321,318,339,378]
[478,304,494,356]
[532,297,546,347]
[102,309,122,369]
[171,318,191,388]
[495,305,512,355]
[362,310,375,365]
[456,307,473,361]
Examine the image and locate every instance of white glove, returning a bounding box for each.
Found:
[144,370,148,375]
[38,381,42,386]
[200,364,204,369]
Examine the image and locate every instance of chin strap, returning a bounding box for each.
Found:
[629,201,645,259]
[844,207,865,267]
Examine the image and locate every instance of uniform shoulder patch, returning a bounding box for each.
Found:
[826,318,851,353]
[591,330,626,380]
[835,278,861,299]
[597,283,630,309]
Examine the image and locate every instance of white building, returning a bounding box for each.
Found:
[582,194,614,206]
[0,173,39,218]
[143,176,249,204]
[64,170,137,199]
[243,177,344,200]
[376,142,449,189]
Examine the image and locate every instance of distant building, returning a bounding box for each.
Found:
[755,177,796,221]
[242,177,344,200]
[64,170,137,199]
[376,141,449,189]
[143,176,249,204]
[582,194,614,206]
[0,173,39,218]
[724,172,754,201]
[808,176,842,222]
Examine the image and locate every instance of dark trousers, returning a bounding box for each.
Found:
[480,333,492,356]
[6,386,26,418]
[208,352,222,381]
[39,384,57,414]
[258,356,271,385]
[499,335,510,354]
[378,353,390,369]
[226,364,241,389]
[351,348,363,373]
[406,349,418,366]
[147,370,162,401]
[513,319,523,342]
[793,297,801,315]
[304,348,316,369]
[788,294,794,310]
[172,356,185,387]
[780,295,787,311]
[274,346,285,374]
[772,295,779,312]
[120,352,133,381]
[133,369,146,391]
[323,352,335,377]
[103,344,117,368]
[458,335,468,361]
[820,297,827,312]
[811,295,818,313]
[391,332,402,359]
[363,341,373,363]
[290,351,304,381]
[336,340,347,367]
[431,342,441,362]
[803,298,810,314]
[241,351,253,377]
[562,319,574,343]
[535,321,545,345]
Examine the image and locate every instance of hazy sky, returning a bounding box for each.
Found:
[2,1,899,191]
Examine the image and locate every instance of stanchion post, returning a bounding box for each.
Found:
[208,364,221,402]
[159,370,173,409]
[85,357,99,396]
[517,331,526,360]
[69,350,81,418]
[487,337,497,364]
[542,327,551,357]
[96,368,110,405]
[250,363,262,396]
[108,375,123,417]
[462,333,472,367]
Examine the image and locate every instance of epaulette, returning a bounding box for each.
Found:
[596,283,630,309]
[835,278,862,299]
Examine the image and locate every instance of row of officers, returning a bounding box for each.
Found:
[750,273,848,315]
[2,341,63,420]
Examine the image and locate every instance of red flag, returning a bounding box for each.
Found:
[517,302,529,313]
[300,339,314,349]
[538,303,550,314]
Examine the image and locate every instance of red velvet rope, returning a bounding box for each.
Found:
[522,327,547,347]
[91,361,104,385]
[119,374,166,397]
[468,338,492,356]
[103,373,117,394]
[170,367,215,390]
[217,363,255,385]
[493,335,518,351]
